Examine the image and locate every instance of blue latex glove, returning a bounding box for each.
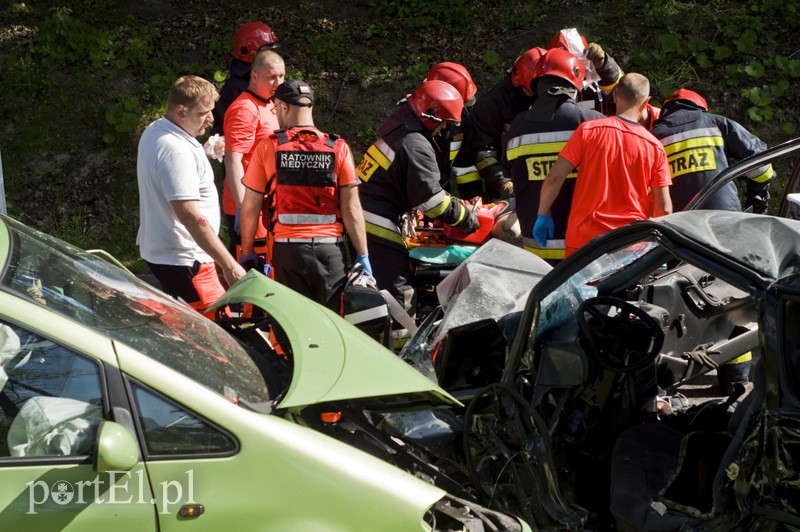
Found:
[355,254,373,277]
[238,250,259,268]
[234,208,241,235]
[533,213,554,246]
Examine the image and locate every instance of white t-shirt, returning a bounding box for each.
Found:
[136,117,220,266]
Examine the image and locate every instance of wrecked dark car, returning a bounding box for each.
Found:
[210,139,800,529]
[374,138,800,529]
[219,209,800,530]
[397,210,800,529]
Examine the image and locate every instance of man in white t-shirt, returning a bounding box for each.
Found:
[137,75,246,316]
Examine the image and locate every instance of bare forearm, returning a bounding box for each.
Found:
[170,200,245,285]
[652,186,673,217]
[239,188,263,254]
[174,208,237,269]
[340,186,368,256]
[538,157,573,215]
[223,151,247,208]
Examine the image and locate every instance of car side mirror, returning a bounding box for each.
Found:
[95,421,139,472]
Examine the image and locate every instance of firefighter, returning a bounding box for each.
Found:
[455,47,547,200]
[548,28,624,115]
[504,48,604,263]
[651,88,775,394]
[651,88,774,213]
[424,62,478,193]
[357,80,479,329]
[212,21,281,136]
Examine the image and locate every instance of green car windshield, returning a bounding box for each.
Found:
[0,217,271,411]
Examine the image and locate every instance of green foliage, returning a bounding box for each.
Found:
[630,0,798,137]
[2,0,799,260]
[404,56,433,82]
[361,0,471,30]
[309,26,345,65]
[33,7,115,67]
[104,96,140,142]
[483,50,500,66]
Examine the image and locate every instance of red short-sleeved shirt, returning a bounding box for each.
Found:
[559,115,672,250]
[243,127,357,239]
[222,92,279,215]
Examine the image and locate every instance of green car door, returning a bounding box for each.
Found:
[0,290,157,530]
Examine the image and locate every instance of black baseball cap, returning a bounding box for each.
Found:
[273,80,314,107]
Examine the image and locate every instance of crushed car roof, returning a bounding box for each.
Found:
[619,211,800,285]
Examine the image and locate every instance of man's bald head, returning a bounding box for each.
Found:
[249,50,285,99]
[251,49,283,72]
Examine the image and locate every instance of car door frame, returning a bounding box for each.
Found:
[0,305,157,530]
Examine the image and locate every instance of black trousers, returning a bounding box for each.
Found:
[366,235,416,319]
[272,241,347,312]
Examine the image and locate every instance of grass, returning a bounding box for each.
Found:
[0,0,797,272]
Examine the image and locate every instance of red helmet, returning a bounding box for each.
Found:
[511,47,547,92]
[664,88,708,110]
[426,62,477,106]
[232,22,280,63]
[408,80,464,131]
[533,48,585,90]
[548,29,588,53]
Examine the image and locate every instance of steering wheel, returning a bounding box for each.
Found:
[576,296,664,373]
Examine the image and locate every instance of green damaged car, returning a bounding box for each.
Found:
[0,215,529,531]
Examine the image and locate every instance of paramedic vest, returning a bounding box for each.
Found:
[272,128,341,231]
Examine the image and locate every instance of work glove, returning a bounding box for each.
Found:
[455,209,480,234]
[238,250,260,270]
[585,43,606,69]
[233,208,241,234]
[532,213,554,246]
[495,178,515,199]
[486,171,514,199]
[681,342,720,369]
[354,254,373,277]
[744,193,769,214]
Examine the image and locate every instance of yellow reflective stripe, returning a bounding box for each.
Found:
[506,141,567,162]
[523,155,578,181]
[364,211,400,232]
[417,189,447,212]
[523,244,566,259]
[365,222,406,247]
[747,164,774,183]
[475,157,498,170]
[663,136,724,156]
[449,139,461,163]
[366,143,392,170]
[356,154,379,182]
[599,70,622,92]
[449,201,467,225]
[667,147,716,178]
[725,351,752,365]
[452,166,481,184]
[423,193,451,218]
[454,172,481,184]
[356,140,395,182]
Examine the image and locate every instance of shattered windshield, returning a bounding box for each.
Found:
[0,217,271,411]
[537,241,660,337]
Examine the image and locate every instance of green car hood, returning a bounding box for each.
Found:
[213,270,460,410]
